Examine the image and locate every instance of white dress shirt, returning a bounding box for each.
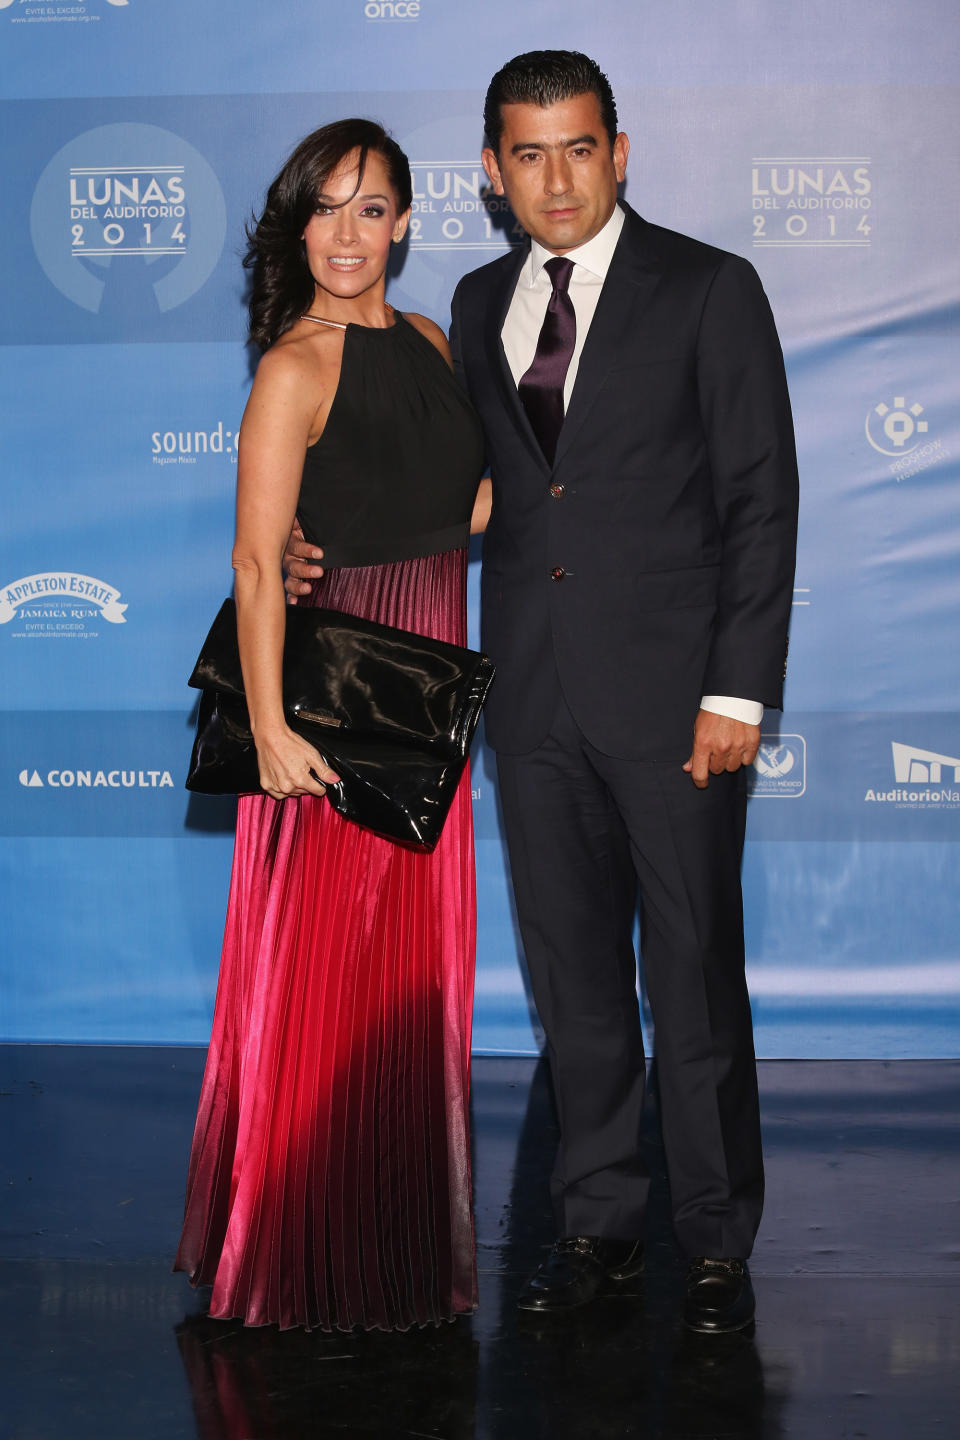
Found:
[500,204,763,727]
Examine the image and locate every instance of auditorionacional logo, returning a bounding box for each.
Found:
[864,742,960,811]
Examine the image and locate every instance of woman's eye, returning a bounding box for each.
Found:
[361,206,385,217]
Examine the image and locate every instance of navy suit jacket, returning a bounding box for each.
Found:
[450,203,799,760]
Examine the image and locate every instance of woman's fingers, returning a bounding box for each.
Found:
[257,735,340,799]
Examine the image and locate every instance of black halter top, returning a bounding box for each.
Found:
[297,312,485,568]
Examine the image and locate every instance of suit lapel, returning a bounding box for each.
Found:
[553,207,663,468]
[484,243,553,473]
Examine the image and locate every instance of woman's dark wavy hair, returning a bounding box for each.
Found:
[483,50,618,156]
[244,119,413,352]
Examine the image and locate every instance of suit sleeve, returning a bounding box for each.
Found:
[696,255,799,710]
[449,280,467,393]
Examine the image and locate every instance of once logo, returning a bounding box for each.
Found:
[364,0,420,19]
[865,396,929,457]
[749,734,806,798]
[31,123,226,315]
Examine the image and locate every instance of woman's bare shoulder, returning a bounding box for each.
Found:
[255,321,341,392]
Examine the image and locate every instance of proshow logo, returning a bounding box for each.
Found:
[151,421,239,466]
[30,123,226,314]
[865,395,928,454]
[19,767,173,789]
[748,734,806,798]
[363,0,420,19]
[864,742,960,810]
[751,156,872,248]
[865,394,944,480]
[0,572,127,639]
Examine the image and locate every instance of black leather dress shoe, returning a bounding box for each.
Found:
[517,1235,645,1312]
[683,1257,755,1334]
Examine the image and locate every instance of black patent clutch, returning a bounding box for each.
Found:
[185,599,495,850]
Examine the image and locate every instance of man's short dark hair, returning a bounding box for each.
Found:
[483,50,619,156]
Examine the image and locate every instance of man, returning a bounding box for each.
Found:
[288,51,798,1334]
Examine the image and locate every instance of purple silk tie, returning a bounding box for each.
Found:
[518,255,576,466]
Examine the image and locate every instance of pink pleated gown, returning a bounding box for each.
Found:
[175,314,483,1331]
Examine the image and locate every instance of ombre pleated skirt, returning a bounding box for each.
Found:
[174,548,478,1331]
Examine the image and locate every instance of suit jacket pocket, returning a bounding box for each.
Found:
[632,564,720,611]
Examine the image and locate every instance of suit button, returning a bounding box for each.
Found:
[550,566,566,582]
[549,483,565,498]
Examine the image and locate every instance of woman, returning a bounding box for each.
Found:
[174,120,488,1332]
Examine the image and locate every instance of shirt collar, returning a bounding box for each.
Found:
[528,203,625,283]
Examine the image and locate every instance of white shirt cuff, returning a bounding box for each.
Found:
[700,695,764,726]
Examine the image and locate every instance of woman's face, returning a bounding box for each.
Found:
[301,148,409,303]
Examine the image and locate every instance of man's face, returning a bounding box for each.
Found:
[482,92,629,255]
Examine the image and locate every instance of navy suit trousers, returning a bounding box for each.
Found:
[496,691,764,1259]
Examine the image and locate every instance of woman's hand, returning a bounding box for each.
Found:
[254,723,340,802]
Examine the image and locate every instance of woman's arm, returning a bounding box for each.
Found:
[233,347,340,799]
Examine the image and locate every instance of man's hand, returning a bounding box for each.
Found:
[282,520,324,604]
[682,710,761,789]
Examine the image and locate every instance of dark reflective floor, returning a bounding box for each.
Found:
[2,1047,959,1438]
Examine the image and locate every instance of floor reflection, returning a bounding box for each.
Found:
[177,1308,478,1439]
[3,1049,959,1439]
[474,1056,785,1439]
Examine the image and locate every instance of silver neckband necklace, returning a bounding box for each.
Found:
[299,313,347,330]
[299,302,394,331]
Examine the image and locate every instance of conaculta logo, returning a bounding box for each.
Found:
[19,768,173,789]
[1,572,127,639]
[864,742,960,809]
[3,0,129,22]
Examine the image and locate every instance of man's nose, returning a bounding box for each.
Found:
[543,156,572,195]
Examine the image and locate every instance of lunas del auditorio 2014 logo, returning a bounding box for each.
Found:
[30,123,226,314]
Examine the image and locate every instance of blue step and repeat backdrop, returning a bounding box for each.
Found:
[1,2,958,1056]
